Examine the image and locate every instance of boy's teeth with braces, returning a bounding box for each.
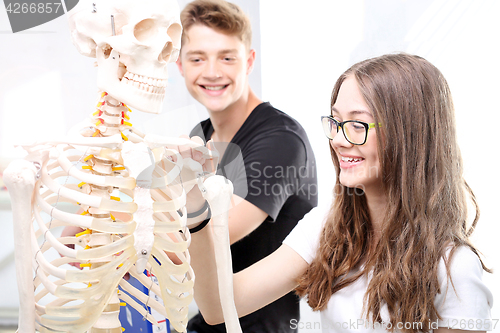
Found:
[342,157,364,162]
[203,85,227,91]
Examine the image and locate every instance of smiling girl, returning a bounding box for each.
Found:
[188,53,493,333]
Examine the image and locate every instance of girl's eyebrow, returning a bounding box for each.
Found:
[331,107,373,117]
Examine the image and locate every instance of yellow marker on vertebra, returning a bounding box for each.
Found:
[122,121,132,127]
[122,328,125,332]
[96,120,103,126]
[84,245,91,250]
[92,130,100,137]
[110,196,120,201]
[78,182,86,188]
[92,110,100,117]
[84,154,94,162]
[82,166,92,170]
[87,283,92,287]
[110,213,116,221]
[76,229,92,237]
[97,102,103,107]
[80,210,89,216]
[80,263,91,268]
[120,302,126,306]
[121,132,129,141]
[124,113,130,120]
[112,166,125,171]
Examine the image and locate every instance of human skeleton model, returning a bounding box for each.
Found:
[4,0,242,332]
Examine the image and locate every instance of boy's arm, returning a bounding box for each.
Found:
[226,194,267,244]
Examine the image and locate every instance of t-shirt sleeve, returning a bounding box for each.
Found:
[240,130,309,221]
[435,246,493,330]
[283,209,323,264]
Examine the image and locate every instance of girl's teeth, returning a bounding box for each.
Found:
[342,157,363,162]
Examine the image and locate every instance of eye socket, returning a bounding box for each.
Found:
[158,23,182,62]
[134,18,158,42]
[167,23,182,47]
[158,42,173,62]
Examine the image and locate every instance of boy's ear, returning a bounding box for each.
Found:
[176,57,184,77]
[246,49,256,75]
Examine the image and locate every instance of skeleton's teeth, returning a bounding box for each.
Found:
[204,85,226,91]
[122,71,167,94]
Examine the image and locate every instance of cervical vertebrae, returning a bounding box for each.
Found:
[87,92,133,139]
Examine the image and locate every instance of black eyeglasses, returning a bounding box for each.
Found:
[321,116,381,145]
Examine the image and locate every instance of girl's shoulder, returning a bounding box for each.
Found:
[438,245,488,288]
[435,246,493,328]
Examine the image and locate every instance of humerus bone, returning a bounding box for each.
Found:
[202,176,242,333]
[4,159,38,333]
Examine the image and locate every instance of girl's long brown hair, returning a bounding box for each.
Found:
[296,54,490,332]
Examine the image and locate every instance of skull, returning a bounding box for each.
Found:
[68,0,182,114]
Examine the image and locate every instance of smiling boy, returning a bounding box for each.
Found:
[176,1,318,332]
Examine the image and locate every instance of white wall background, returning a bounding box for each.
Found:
[0,0,499,331]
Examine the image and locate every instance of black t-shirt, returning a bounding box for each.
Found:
[187,102,318,333]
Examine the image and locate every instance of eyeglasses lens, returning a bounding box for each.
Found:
[322,117,337,140]
[343,121,366,145]
[322,117,367,145]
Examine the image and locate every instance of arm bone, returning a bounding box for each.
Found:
[3,159,39,333]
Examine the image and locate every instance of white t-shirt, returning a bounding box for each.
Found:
[283,216,493,332]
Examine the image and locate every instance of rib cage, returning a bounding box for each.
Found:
[23,93,210,333]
